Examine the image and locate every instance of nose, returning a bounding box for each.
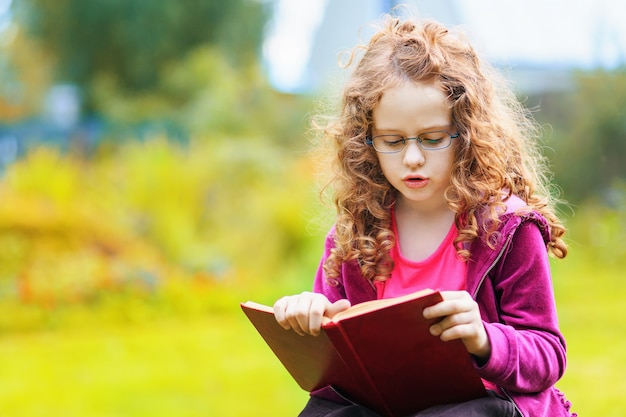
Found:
[402,140,425,167]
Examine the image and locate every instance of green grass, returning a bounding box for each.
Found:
[0,308,307,416]
[551,254,626,416]
[0,236,624,416]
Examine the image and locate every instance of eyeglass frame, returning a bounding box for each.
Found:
[365,131,459,153]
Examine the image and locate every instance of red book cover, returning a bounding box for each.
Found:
[241,289,486,417]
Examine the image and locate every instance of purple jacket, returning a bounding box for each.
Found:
[311,196,575,417]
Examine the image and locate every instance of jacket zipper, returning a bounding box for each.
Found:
[471,234,525,417]
[470,235,511,300]
[500,387,524,417]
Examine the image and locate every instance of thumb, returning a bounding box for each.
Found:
[326,299,351,318]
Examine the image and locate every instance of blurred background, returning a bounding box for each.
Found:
[0,0,624,415]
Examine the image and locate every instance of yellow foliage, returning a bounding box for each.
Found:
[0,136,325,330]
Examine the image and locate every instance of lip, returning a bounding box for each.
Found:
[402,175,429,189]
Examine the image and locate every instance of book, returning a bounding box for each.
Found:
[241,289,487,417]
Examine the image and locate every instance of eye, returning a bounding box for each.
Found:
[419,131,447,147]
[381,135,405,147]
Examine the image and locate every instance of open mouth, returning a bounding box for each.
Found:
[403,176,428,188]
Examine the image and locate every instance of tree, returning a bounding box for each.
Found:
[12,0,271,113]
[548,69,626,203]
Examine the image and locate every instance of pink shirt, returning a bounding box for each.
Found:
[375,214,499,392]
[375,216,466,300]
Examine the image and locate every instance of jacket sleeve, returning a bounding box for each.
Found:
[312,228,347,303]
[477,220,567,393]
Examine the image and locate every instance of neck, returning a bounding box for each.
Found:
[393,197,456,262]
[394,196,454,224]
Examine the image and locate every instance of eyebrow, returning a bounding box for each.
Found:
[372,125,453,134]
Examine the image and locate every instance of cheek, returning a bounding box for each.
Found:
[435,152,456,180]
[376,155,394,173]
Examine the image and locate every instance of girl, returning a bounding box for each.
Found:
[273,15,575,417]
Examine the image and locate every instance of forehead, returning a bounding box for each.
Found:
[373,82,452,132]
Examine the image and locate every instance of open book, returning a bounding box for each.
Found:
[241,289,486,417]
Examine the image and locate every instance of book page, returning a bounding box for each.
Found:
[243,288,436,326]
[242,301,274,313]
[327,288,435,323]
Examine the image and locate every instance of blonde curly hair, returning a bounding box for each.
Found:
[318,16,567,283]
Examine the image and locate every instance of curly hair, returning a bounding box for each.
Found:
[318,16,567,284]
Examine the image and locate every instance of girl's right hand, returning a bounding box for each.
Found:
[273,292,351,336]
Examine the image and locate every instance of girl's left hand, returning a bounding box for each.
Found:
[422,290,491,361]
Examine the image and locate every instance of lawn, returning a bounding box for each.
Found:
[0,308,306,416]
[0,239,623,416]
[551,254,626,416]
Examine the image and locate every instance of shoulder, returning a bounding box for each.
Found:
[466,195,554,299]
[470,194,551,256]
[498,194,551,245]
[315,224,377,304]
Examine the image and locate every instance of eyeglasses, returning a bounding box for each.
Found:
[366,131,459,153]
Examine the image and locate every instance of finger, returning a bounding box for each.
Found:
[287,296,313,336]
[326,299,351,318]
[429,310,475,337]
[274,293,310,335]
[438,322,474,341]
[423,291,473,319]
[438,321,490,357]
[423,299,464,319]
[306,296,332,336]
[306,298,351,335]
[273,296,292,330]
[273,293,339,336]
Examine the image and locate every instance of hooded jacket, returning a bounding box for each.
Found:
[311,195,575,417]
